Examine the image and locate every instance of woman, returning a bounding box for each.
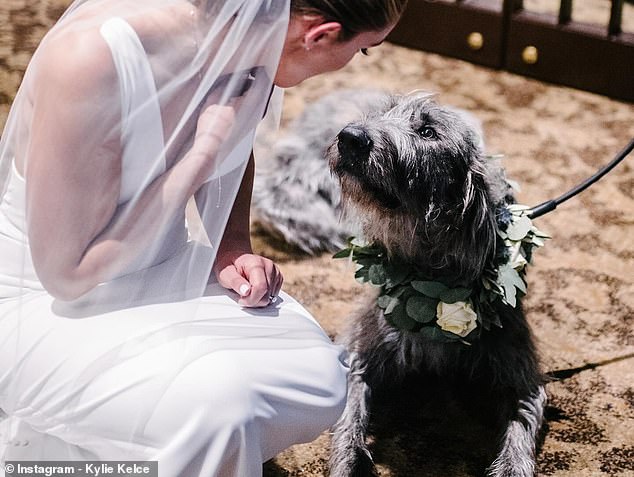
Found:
[0,0,406,474]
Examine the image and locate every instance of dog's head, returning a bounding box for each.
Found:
[328,93,503,282]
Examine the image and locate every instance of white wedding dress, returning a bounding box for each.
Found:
[0,16,347,476]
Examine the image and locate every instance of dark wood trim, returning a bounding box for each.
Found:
[506,10,634,102]
[387,0,634,102]
[388,0,505,68]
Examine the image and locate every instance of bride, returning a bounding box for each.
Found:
[0,0,405,474]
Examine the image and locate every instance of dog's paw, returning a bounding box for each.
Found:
[329,448,379,477]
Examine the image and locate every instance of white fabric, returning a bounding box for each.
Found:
[0,286,348,475]
[0,165,41,298]
[100,17,167,205]
[0,0,349,473]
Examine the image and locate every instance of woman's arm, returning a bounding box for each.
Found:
[199,154,283,307]
[25,33,234,301]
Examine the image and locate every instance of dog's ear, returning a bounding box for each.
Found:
[450,164,497,281]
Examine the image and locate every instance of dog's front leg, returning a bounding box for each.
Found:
[486,385,547,477]
[330,351,378,477]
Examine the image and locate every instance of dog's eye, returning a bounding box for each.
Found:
[419,126,437,139]
[360,48,369,56]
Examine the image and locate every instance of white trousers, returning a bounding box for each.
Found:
[0,284,348,476]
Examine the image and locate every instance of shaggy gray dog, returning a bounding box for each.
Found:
[253,90,546,476]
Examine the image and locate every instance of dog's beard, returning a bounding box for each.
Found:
[327,139,403,211]
[336,172,402,210]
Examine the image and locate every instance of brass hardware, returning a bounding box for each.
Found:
[467,32,484,51]
[522,46,539,64]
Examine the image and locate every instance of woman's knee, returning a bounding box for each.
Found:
[283,345,349,437]
[313,346,349,424]
[147,354,260,441]
[149,344,348,451]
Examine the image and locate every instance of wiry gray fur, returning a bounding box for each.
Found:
[252,90,390,252]
[255,90,546,476]
[252,90,489,255]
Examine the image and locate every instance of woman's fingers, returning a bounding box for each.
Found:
[217,254,283,308]
[265,258,283,299]
[189,96,243,179]
[240,261,269,307]
[195,104,236,149]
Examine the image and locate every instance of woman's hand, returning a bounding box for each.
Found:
[215,251,284,308]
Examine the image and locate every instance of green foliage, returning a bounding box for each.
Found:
[333,205,549,343]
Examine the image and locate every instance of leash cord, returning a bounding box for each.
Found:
[528,137,634,219]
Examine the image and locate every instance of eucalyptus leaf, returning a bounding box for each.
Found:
[357,257,380,267]
[368,264,387,285]
[441,329,465,341]
[354,268,369,283]
[332,248,352,259]
[377,294,392,309]
[406,296,438,323]
[497,263,522,306]
[507,215,532,241]
[350,237,369,247]
[411,280,448,298]
[531,236,545,247]
[383,295,401,314]
[354,247,383,257]
[509,267,526,294]
[438,287,472,304]
[503,284,517,307]
[388,286,407,299]
[418,326,447,341]
[388,304,419,331]
[384,262,411,287]
[507,204,531,213]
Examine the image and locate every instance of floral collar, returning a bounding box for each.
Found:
[333,204,549,344]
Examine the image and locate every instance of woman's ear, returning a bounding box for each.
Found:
[303,20,342,49]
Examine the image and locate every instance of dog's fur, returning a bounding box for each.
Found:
[254,90,546,476]
[254,91,404,253]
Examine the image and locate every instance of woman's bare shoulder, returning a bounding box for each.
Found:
[34,26,119,103]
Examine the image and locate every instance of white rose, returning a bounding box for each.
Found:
[436,301,478,337]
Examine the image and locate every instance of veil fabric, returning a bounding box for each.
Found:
[0,0,349,467]
[0,0,289,305]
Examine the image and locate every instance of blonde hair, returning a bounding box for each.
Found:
[290,0,408,39]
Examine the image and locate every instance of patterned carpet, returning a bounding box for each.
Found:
[2,1,633,476]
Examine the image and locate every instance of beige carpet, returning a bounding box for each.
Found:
[2,1,633,476]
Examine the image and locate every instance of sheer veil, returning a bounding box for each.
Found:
[0,0,289,307]
[0,0,297,461]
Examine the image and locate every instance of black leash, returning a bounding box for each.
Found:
[528,137,634,219]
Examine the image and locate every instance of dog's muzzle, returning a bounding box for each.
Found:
[336,126,372,171]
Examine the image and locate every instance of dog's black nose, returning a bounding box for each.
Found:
[337,126,373,156]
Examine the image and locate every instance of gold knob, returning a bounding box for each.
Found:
[522,46,538,64]
[467,32,484,51]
